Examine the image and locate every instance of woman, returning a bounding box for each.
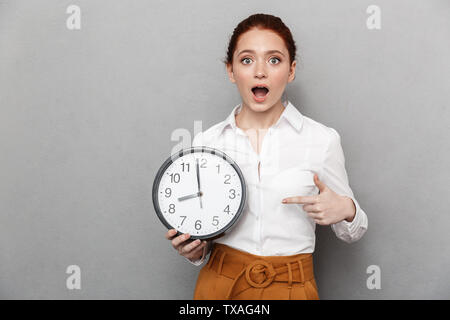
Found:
[165,13,368,300]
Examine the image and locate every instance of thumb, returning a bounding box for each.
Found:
[314,173,327,193]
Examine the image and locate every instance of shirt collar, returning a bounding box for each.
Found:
[218,100,304,135]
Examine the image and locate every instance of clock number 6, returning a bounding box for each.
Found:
[195,220,202,230]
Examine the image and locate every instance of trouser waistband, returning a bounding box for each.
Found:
[206,243,315,299]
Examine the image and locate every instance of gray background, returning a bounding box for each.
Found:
[0,0,449,299]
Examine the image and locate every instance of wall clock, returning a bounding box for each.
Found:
[152,147,247,239]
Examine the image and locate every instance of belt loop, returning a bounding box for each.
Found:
[297,259,305,284]
[217,251,226,275]
[287,263,293,289]
[207,249,218,269]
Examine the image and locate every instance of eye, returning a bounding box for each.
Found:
[269,57,281,64]
[241,57,252,65]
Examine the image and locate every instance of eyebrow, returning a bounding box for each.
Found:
[237,49,285,57]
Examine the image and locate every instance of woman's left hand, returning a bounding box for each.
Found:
[281,173,356,225]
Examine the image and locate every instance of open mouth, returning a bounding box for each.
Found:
[251,85,269,100]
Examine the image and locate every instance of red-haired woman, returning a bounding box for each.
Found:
[165,13,368,300]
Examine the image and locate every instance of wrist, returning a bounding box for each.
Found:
[343,196,356,222]
[193,241,210,262]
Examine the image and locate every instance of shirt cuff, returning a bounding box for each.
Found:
[184,242,211,266]
[331,196,368,243]
[185,256,205,266]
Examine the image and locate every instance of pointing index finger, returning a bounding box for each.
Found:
[282,195,319,204]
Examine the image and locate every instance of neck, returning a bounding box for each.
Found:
[235,99,285,131]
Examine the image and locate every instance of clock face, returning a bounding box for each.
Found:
[152,147,247,239]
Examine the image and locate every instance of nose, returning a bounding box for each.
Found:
[254,61,267,79]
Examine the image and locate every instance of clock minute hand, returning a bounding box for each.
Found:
[178,191,202,202]
[196,158,203,209]
[196,158,201,190]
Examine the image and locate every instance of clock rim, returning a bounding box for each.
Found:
[152,146,248,240]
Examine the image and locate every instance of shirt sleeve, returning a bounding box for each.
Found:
[321,127,368,244]
[184,241,213,266]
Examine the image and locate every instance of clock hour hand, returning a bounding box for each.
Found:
[178,191,202,202]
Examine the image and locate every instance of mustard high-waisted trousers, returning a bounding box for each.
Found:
[194,243,320,300]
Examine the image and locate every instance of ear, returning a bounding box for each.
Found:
[226,63,236,83]
[288,60,297,83]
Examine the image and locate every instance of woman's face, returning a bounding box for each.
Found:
[226,28,296,113]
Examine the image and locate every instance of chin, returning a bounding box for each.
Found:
[246,100,276,113]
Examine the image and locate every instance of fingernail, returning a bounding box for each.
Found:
[282,199,287,203]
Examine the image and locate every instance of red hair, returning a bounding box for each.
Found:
[224,13,297,66]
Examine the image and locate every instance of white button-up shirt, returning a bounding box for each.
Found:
[187,100,368,265]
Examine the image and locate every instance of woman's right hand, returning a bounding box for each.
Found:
[165,228,209,262]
